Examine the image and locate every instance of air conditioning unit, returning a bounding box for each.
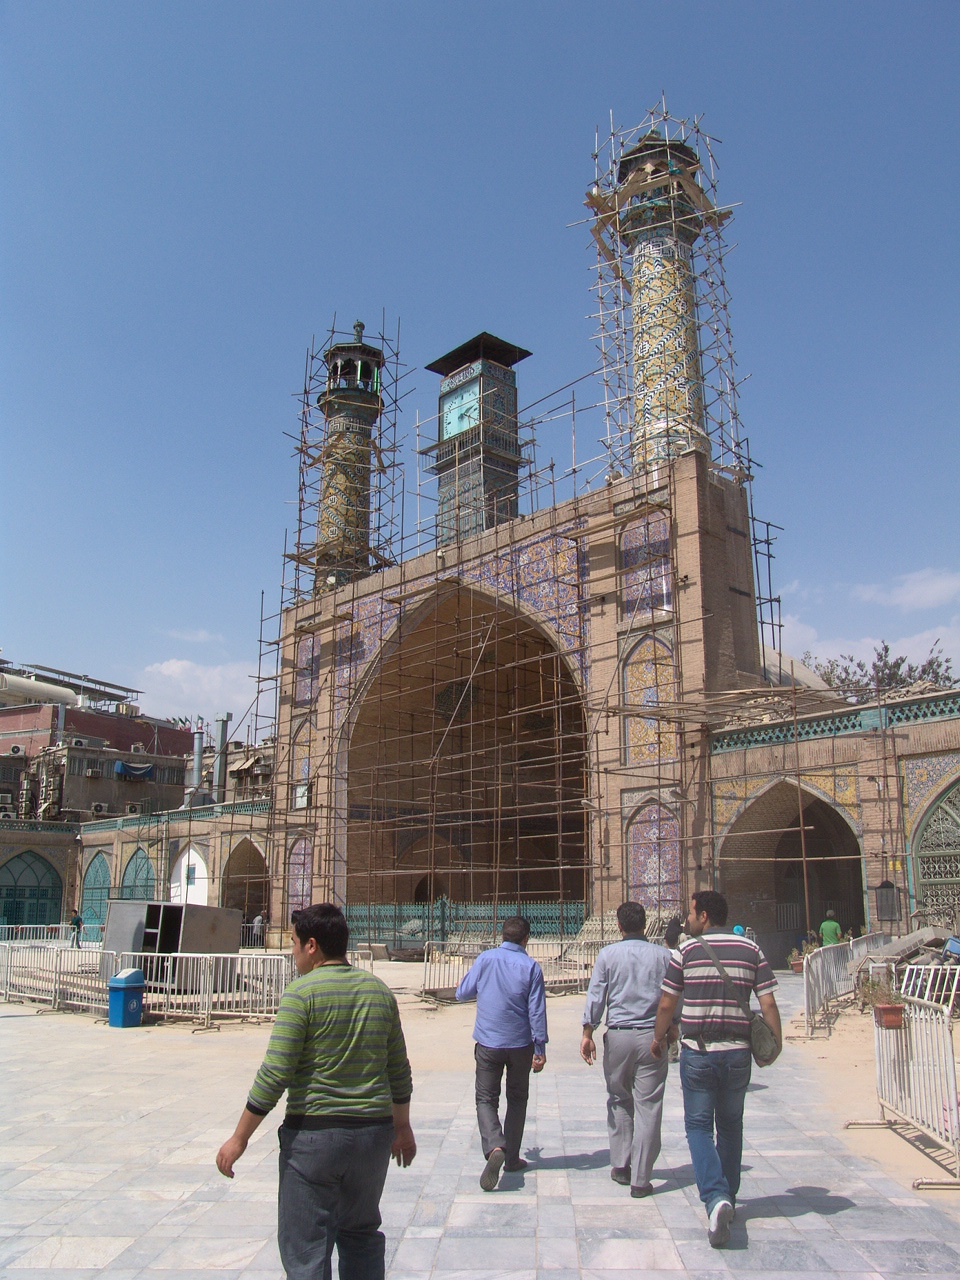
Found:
[91,802,106,815]
[131,743,145,755]
[9,745,22,755]
[84,768,101,779]
[126,802,144,815]
[0,793,12,805]
[72,738,87,748]
[0,807,12,818]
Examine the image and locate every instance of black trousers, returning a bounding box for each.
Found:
[474,1042,534,1163]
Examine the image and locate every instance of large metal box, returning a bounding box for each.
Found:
[103,901,242,957]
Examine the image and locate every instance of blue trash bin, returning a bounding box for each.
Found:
[108,968,145,1028]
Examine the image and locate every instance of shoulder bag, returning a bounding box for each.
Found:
[696,936,781,1068]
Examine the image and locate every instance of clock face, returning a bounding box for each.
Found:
[440,378,480,440]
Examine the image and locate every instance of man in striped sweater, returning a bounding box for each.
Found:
[216,903,416,1280]
[651,890,780,1249]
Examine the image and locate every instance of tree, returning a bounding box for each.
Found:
[801,641,958,704]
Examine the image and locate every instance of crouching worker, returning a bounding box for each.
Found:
[216,903,416,1280]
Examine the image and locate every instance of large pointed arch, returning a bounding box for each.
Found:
[334,581,589,908]
[221,838,270,919]
[0,851,63,926]
[715,778,864,965]
[119,848,156,901]
[913,777,960,924]
[81,852,111,928]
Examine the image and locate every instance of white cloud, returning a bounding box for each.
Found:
[854,568,960,612]
[138,658,259,726]
[164,628,226,644]
[778,613,820,657]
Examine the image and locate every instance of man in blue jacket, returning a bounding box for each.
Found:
[455,915,547,1191]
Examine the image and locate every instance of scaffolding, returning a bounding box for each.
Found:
[251,105,931,956]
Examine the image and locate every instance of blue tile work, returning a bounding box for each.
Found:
[627,801,681,914]
[903,753,960,834]
[322,529,587,732]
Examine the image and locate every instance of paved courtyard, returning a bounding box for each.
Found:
[2,969,960,1279]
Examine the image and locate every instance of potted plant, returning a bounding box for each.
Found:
[786,938,819,974]
[858,975,906,1029]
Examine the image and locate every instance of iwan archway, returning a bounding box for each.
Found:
[716,780,864,965]
[340,584,588,907]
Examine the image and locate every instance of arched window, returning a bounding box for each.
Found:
[119,848,156,901]
[288,838,313,911]
[623,634,677,765]
[81,852,111,928]
[626,802,681,916]
[915,779,960,922]
[0,851,63,926]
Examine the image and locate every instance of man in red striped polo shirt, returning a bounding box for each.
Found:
[651,890,780,1249]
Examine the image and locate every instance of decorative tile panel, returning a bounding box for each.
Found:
[627,802,681,914]
[624,635,677,764]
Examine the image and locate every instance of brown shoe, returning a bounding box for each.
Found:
[630,1183,654,1198]
[610,1166,631,1185]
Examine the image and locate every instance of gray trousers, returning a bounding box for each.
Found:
[603,1028,669,1187]
[474,1043,534,1163]
[277,1121,393,1280]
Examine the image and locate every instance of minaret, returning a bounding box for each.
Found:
[314,321,384,590]
[615,132,714,470]
[424,332,531,546]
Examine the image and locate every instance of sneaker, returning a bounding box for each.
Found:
[708,1199,734,1247]
[630,1183,653,1198]
[504,1158,528,1173]
[610,1166,631,1185]
[480,1148,505,1191]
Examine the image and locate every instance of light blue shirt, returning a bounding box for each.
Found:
[582,935,675,1031]
[455,941,548,1055]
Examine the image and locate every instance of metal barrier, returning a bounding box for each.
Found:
[803,943,853,1035]
[1,945,375,1024]
[422,939,603,999]
[119,952,295,1027]
[804,932,891,1036]
[901,964,960,1012]
[848,995,960,1188]
[0,943,118,1014]
[850,931,891,964]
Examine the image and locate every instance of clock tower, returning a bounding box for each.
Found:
[423,332,531,545]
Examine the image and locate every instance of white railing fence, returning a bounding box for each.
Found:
[0,944,376,1025]
[0,943,118,1014]
[900,964,960,1012]
[804,932,891,1036]
[847,995,960,1188]
[422,939,604,999]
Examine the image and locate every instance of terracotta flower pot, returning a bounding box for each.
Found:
[790,959,804,974]
[874,1004,904,1030]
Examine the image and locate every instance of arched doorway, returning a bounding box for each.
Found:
[342,585,588,908]
[119,848,156,901]
[81,853,111,929]
[169,846,209,906]
[222,839,270,920]
[0,851,63,926]
[717,781,863,965]
[914,778,960,924]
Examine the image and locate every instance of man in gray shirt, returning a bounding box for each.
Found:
[581,902,677,1197]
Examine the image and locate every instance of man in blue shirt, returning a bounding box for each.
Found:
[455,915,547,1191]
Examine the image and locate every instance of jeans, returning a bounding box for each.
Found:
[277,1121,394,1280]
[474,1043,534,1163]
[679,1045,751,1214]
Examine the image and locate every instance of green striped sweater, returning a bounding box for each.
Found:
[247,964,412,1118]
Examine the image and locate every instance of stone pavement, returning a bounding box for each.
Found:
[3,969,960,1279]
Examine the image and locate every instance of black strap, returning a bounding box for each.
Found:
[695,936,754,1023]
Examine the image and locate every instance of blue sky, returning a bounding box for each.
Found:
[3,1,958,729]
